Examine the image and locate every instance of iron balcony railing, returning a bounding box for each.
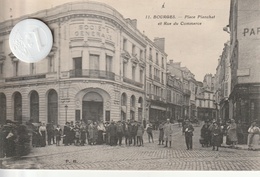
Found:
[69,69,115,81]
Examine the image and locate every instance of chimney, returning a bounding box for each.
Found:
[154,37,165,52]
[130,19,137,28]
[125,18,137,28]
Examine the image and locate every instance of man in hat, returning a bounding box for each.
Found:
[116,120,124,146]
[131,121,138,146]
[163,119,173,148]
[109,120,117,146]
[184,119,194,150]
[63,122,70,146]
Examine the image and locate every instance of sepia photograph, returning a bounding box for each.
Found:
[0,0,260,172]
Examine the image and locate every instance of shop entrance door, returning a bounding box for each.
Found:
[82,92,103,123]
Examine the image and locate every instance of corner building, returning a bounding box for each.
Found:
[229,0,260,124]
[0,2,147,125]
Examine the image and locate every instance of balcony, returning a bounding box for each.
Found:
[154,75,160,82]
[69,69,115,81]
[153,94,161,101]
[123,77,143,88]
[183,89,191,96]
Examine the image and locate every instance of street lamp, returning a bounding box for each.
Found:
[65,105,68,123]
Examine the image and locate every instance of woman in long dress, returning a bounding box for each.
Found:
[39,123,47,147]
[248,121,260,151]
[227,119,238,148]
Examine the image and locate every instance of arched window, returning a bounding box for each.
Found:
[0,93,6,125]
[48,89,58,124]
[30,91,39,123]
[121,93,127,121]
[130,95,136,120]
[14,92,22,123]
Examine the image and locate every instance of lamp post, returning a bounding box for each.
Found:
[65,105,68,123]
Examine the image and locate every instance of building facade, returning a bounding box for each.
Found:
[0,1,150,125]
[196,88,217,121]
[215,42,231,122]
[165,73,183,122]
[145,37,167,125]
[228,0,260,125]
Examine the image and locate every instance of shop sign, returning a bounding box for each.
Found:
[70,22,115,42]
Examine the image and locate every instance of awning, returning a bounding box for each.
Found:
[151,105,166,111]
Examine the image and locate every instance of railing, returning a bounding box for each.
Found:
[69,69,115,81]
[154,75,160,82]
[123,77,143,88]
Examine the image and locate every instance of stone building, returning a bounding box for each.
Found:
[145,37,167,125]
[0,1,150,125]
[215,42,231,122]
[228,0,260,124]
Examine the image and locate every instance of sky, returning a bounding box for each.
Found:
[0,0,231,81]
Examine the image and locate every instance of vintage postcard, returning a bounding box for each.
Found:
[0,0,260,173]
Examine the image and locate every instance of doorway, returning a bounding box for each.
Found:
[82,92,103,123]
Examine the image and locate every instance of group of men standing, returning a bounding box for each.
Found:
[61,119,147,147]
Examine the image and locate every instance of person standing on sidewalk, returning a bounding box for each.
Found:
[184,120,194,150]
[55,125,62,146]
[163,119,173,148]
[39,122,47,147]
[123,120,130,146]
[227,119,238,148]
[116,121,124,146]
[158,122,164,145]
[247,121,260,151]
[136,122,144,146]
[46,121,55,145]
[109,120,117,146]
[63,122,70,146]
[146,123,154,143]
[211,121,222,151]
[131,121,138,146]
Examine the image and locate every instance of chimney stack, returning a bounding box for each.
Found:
[154,37,165,52]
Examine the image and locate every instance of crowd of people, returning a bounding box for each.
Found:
[30,119,156,148]
[200,119,260,151]
[1,117,259,158]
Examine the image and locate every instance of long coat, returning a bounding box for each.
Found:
[137,125,144,136]
[109,124,117,137]
[211,125,222,147]
[227,123,238,142]
[88,124,95,139]
[158,124,164,141]
[163,123,173,141]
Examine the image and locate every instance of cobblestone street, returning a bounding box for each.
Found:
[2,124,260,170]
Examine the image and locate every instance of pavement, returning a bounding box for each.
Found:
[1,123,260,170]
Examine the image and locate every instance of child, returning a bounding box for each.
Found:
[55,125,62,146]
[137,122,144,147]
